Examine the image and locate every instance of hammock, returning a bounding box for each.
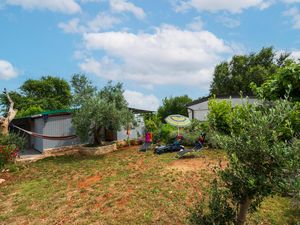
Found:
[11,124,77,140]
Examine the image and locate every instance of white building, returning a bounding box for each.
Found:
[186,96,257,121]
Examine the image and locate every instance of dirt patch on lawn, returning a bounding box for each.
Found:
[77,175,101,189]
[168,157,227,172]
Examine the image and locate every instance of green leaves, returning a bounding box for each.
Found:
[210,47,278,96]
[72,81,134,145]
[253,62,300,102]
[204,99,300,223]
[157,95,192,121]
[0,76,72,117]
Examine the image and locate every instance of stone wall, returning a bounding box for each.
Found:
[79,143,117,156]
[43,144,82,157]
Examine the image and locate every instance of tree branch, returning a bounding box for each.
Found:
[4,88,17,123]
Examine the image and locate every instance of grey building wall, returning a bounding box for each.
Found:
[32,115,80,152]
[188,97,257,121]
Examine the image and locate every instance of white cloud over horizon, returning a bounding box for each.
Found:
[0,60,18,80]
[80,25,234,90]
[109,0,146,19]
[174,0,271,13]
[284,7,300,29]
[58,13,121,33]
[5,0,81,14]
[290,50,300,60]
[124,90,160,111]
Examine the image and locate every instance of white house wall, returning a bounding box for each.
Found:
[188,98,257,121]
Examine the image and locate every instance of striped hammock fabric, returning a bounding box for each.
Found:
[11,124,77,140]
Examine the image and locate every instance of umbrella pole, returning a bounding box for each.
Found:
[178,127,179,136]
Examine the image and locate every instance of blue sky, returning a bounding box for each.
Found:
[0,0,300,110]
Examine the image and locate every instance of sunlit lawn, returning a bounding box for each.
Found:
[0,146,298,224]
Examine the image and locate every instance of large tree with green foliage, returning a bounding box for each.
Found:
[72,81,134,145]
[70,74,96,107]
[192,99,300,225]
[0,76,71,117]
[252,61,300,102]
[157,95,192,121]
[210,47,289,96]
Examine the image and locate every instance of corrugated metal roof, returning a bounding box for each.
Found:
[186,95,257,107]
[30,109,75,119]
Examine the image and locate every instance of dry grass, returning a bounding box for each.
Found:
[0,146,298,224]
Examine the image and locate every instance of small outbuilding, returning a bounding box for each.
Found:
[186,95,258,121]
[12,108,151,153]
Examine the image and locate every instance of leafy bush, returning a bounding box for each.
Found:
[0,144,19,168]
[16,105,44,118]
[0,133,26,150]
[187,119,209,133]
[181,132,199,146]
[207,99,300,224]
[144,113,162,133]
[0,133,26,168]
[189,179,236,225]
[152,124,176,144]
[207,98,232,135]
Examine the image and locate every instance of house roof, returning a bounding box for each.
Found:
[14,107,153,121]
[129,107,154,114]
[186,95,257,107]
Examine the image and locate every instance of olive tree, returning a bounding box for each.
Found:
[192,100,300,225]
[72,81,134,145]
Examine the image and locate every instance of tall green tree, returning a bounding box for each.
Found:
[210,47,288,96]
[70,74,96,107]
[192,100,300,225]
[0,76,71,117]
[251,61,300,102]
[157,95,192,121]
[72,81,134,145]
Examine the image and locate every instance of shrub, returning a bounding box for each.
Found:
[144,113,162,133]
[0,133,27,150]
[205,99,299,224]
[189,179,236,225]
[181,132,199,146]
[207,98,232,135]
[0,144,19,168]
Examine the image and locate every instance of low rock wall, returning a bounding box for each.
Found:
[79,143,117,156]
[43,145,82,156]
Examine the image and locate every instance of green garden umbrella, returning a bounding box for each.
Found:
[165,114,191,135]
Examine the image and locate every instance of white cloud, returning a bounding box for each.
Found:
[216,15,240,28]
[282,0,300,3]
[80,25,234,90]
[290,50,300,60]
[175,0,271,13]
[186,17,204,31]
[58,13,120,33]
[124,90,160,111]
[5,0,81,14]
[109,0,146,19]
[283,7,300,29]
[0,60,18,80]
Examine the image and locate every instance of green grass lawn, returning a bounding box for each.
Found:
[0,147,299,224]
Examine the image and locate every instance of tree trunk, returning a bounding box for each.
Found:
[93,127,102,146]
[236,196,252,225]
[0,89,17,136]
